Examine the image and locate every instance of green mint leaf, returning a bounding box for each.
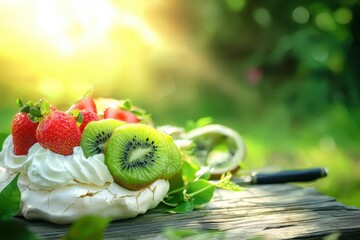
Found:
[39,99,50,115]
[0,174,21,221]
[168,172,185,193]
[16,99,24,108]
[181,159,200,184]
[63,215,112,240]
[196,167,212,180]
[162,193,184,207]
[168,200,193,214]
[186,179,216,208]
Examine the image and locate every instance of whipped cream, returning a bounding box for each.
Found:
[0,136,32,173]
[0,135,169,224]
[1,136,113,189]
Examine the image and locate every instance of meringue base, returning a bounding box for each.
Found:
[0,167,169,225]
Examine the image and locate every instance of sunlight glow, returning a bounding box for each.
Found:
[0,0,162,100]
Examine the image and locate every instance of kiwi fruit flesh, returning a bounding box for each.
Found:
[162,134,183,179]
[81,119,126,158]
[105,124,169,190]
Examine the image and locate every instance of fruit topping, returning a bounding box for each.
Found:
[76,109,100,133]
[11,112,39,155]
[104,107,139,123]
[70,93,98,114]
[36,110,81,156]
[95,98,154,125]
[104,124,182,191]
[80,119,126,158]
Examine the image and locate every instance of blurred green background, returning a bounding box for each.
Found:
[0,1,359,207]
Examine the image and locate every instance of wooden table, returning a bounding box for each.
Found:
[21,184,360,239]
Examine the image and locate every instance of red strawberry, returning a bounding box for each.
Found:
[11,112,39,155]
[104,107,139,123]
[36,110,81,156]
[71,97,97,114]
[77,109,99,133]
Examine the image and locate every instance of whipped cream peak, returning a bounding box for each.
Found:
[27,144,74,189]
[0,136,114,189]
[0,135,32,173]
[64,147,113,186]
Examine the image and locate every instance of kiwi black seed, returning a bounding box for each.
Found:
[81,119,126,158]
[105,124,169,190]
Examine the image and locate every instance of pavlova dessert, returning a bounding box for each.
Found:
[0,94,246,225]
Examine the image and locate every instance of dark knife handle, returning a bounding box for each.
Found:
[252,168,328,184]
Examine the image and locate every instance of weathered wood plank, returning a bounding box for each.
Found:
[20,184,360,239]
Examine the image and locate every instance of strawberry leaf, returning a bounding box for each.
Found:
[19,105,31,113]
[121,99,132,111]
[16,99,24,108]
[30,107,42,117]
[77,111,83,126]
[40,99,50,115]
[0,174,21,221]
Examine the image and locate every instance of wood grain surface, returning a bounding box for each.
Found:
[19,184,360,239]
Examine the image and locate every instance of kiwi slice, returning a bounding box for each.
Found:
[162,134,183,179]
[81,119,126,158]
[105,124,169,190]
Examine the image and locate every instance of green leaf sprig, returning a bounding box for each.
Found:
[163,157,243,214]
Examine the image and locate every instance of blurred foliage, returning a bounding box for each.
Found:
[0,0,359,207]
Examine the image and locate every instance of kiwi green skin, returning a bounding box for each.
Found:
[162,134,184,179]
[81,119,126,158]
[104,124,169,190]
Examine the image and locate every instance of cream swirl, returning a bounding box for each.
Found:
[0,135,114,189]
[0,136,31,173]
[63,147,113,186]
[27,144,114,189]
[27,144,74,189]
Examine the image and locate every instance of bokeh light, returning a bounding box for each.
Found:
[292,6,310,24]
[334,8,352,24]
[254,8,271,27]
